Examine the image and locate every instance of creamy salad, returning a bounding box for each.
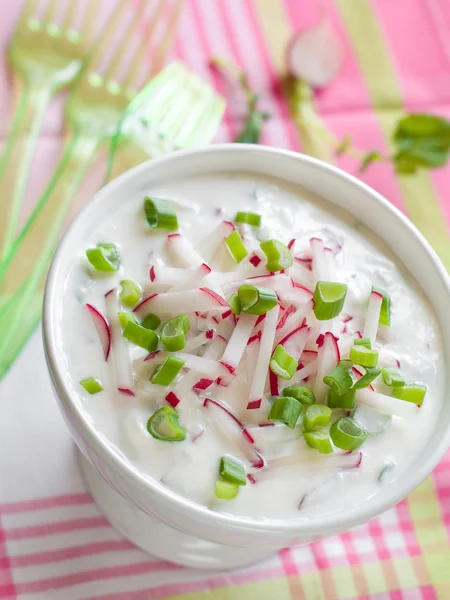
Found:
[62,172,443,520]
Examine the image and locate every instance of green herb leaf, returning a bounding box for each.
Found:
[335,135,352,156]
[359,151,383,173]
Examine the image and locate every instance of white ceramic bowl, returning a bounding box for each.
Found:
[43,145,450,570]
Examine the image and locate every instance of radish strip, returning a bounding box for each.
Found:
[195,221,235,261]
[104,289,133,391]
[134,287,228,317]
[291,360,318,383]
[149,265,194,285]
[356,389,419,419]
[310,237,329,283]
[269,369,279,396]
[363,290,383,344]
[174,353,231,379]
[221,313,258,370]
[168,263,211,293]
[290,262,315,289]
[277,325,309,359]
[252,451,362,481]
[274,299,313,345]
[248,305,280,409]
[167,233,205,268]
[86,303,111,361]
[184,329,215,352]
[314,332,340,403]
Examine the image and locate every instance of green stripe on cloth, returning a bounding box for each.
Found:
[336,0,450,269]
[167,578,292,600]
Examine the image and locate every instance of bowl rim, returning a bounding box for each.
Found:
[43,143,450,537]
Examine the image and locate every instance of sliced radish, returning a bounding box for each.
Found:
[274,299,313,346]
[291,360,318,384]
[104,289,133,391]
[314,331,340,403]
[248,305,280,409]
[192,378,215,391]
[277,285,313,309]
[324,248,336,282]
[175,353,231,379]
[269,369,279,396]
[290,261,315,289]
[356,389,419,419]
[277,325,309,359]
[134,287,228,317]
[310,237,329,283]
[149,265,193,285]
[167,233,205,268]
[277,304,296,330]
[363,290,383,344]
[221,314,258,370]
[118,387,135,397]
[286,19,344,88]
[168,263,211,293]
[195,221,235,261]
[86,303,111,361]
[184,329,215,352]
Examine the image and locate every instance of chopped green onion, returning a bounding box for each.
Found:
[235,212,261,227]
[123,321,159,352]
[327,389,356,409]
[352,366,381,390]
[381,368,405,387]
[313,281,348,320]
[119,279,142,307]
[372,285,390,326]
[268,396,302,428]
[147,406,186,441]
[338,359,354,369]
[225,230,248,263]
[303,405,332,430]
[323,365,354,395]
[283,385,316,406]
[349,344,379,368]
[354,337,372,349]
[219,456,246,486]
[228,293,242,315]
[144,197,178,231]
[86,243,120,272]
[118,311,138,329]
[141,313,161,330]
[392,384,426,406]
[270,345,297,380]
[260,239,293,272]
[379,462,395,481]
[80,377,103,394]
[160,314,190,352]
[304,430,333,454]
[238,284,278,315]
[330,417,368,451]
[151,356,185,386]
[215,479,239,500]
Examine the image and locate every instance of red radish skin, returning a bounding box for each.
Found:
[165,391,180,408]
[247,399,262,410]
[277,305,296,330]
[221,309,232,320]
[118,387,135,397]
[167,233,206,268]
[269,370,279,396]
[247,331,262,345]
[243,428,255,444]
[86,303,111,361]
[221,313,258,370]
[134,288,228,317]
[192,427,205,443]
[247,474,257,484]
[149,266,156,282]
[249,253,262,267]
[258,422,275,427]
[352,367,375,391]
[192,378,215,391]
[287,239,296,250]
[144,350,161,362]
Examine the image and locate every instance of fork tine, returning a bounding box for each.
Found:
[149,0,185,76]
[86,0,129,70]
[104,0,148,81]
[62,0,77,31]
[184,97,226,147]
[77,0,98,42]
[42,0,58,22]
[18,0,39,26]
[171,86,224,148]
[122,0,166,91]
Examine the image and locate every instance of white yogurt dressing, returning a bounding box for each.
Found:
[61,172,444,521]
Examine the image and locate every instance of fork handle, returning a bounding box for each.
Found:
[0,77,53,262]
[0,133,100,360]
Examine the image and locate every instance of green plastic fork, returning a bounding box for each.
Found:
[0,62,225,380]
[0,0,96,262]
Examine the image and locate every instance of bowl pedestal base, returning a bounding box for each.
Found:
[78,449,276,570]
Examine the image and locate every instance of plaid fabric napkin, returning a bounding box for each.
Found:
[1,1,449,598]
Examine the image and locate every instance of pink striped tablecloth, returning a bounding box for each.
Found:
[1,1,450,599]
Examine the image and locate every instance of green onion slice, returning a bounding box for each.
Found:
[160,314,190,352]
[313,281,348,321]
[225,230,248,263]
[349,344,379,367]
[381,368,405,387]
[235,212,261,227]
[219,456,247,486]
[144,197,178,231]
[151,356,185,386]
[283,385,316,406]
[354,337,372,349]
[352,366,381,390]
[303,405,332,430]
[141,313,161,330]
[327,389,356,409]
[119,279,142,307]
[330,417,368,451]
[147,406,186,441]
[372,285,391,326]
[270,345,297,380]
[123,321,159,352]
[304,430,333,454]
[260,239,293,272]
[323,364,354,395]
[215,479,239,500]
[228,293,242,315]
[268,396,302,428]
[118,312,138,329]
[86,243,120,272]
[80,377,103,394]
[392,384,426,406]
[238,284,278,315]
